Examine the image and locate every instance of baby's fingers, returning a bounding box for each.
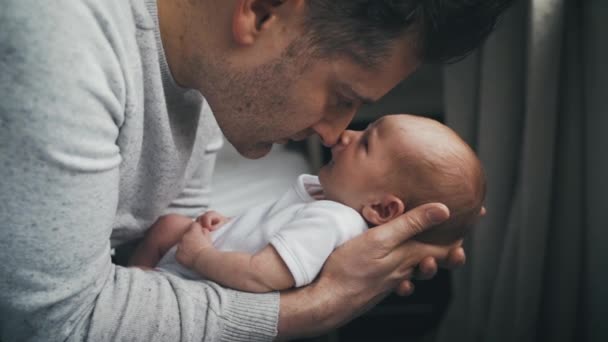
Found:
[198,213,214,229]
[183,222,204,238]
[198,211,226,231]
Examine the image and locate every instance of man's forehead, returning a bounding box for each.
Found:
[334,51,420,100]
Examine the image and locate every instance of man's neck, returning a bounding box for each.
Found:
[157,0,187,86]
[156,0,224,88]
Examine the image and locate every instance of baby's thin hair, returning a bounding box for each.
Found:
[391,124,486,245]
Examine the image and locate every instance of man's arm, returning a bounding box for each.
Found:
[176,225,295,292]
[0,2,278,341]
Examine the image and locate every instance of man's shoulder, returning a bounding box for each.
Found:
[1,0,149,104]
[2,0,145,42]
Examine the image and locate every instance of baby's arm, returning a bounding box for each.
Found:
[176,224,295,292]
[130,211,231,269]
[128,214,195,269]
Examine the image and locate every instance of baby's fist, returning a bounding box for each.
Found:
[196,210,230,231]
[175,222,214,269]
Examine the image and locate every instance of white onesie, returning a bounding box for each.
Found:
[157,174,369,287]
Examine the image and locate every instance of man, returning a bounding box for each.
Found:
[0,0,510,341]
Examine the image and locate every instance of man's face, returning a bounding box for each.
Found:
[178,1,420,159]
[318,116,408,210]
[211,41,419,159]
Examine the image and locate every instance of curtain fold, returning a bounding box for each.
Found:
[436,0,607,341]
[582,1,608,340]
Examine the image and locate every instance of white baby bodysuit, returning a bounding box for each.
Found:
[157,174,369,287]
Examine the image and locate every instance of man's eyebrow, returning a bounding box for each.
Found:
[340,83,375,105]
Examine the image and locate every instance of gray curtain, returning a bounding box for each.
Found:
[436,0,608,341]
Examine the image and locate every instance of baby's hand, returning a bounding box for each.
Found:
[175,223,214,269]
[196,210,230,231]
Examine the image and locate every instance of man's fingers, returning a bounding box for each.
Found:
[395,280,415,297]
[415,256,438,280]
[447,247,466,268]
[374,203,450,251]
[387,241,451,280]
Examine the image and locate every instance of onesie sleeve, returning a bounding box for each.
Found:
[269,201,368,287]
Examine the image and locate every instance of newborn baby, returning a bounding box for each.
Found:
[129,114,486,292]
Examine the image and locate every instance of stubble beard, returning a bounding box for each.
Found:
[194,43,312,159]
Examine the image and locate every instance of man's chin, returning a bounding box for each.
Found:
[234,142,273,159]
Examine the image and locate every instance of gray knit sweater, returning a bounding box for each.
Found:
[0,0,279,340]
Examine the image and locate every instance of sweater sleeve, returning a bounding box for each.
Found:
[0,1,278,341]
[164,120,224,218]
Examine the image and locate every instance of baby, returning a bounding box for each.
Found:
[129,114,486,292]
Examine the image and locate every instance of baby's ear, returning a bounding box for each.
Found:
[361,194,405,226]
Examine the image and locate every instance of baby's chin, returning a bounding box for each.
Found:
[317,166,329,189]
[317,168,336,200]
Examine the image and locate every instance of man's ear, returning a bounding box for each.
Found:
[232,0,285,46]
[361,194,406,226]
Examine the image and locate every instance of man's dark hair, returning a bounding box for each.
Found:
[302,0,514,67]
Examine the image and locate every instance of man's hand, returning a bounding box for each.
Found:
[195,210,230,231]
[318,202,455,300]
[175,223,214,269]
[403,246,466,295]
[405,206,486,292]
[277,203,465,339]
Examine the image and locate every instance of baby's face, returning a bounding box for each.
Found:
[318,115,412,209]
[319,114,475,211]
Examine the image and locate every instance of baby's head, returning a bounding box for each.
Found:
[318,114,486,245]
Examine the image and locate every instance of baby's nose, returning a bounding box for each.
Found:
[338,130,355,145]
[331,132,350,156]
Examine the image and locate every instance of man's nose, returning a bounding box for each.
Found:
[313,113,356,147]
